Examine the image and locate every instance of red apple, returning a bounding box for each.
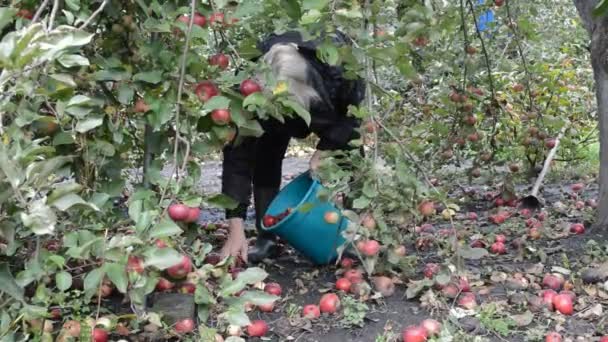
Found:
[421,319,441,336]
[209,53,229,70]
[402,325,428,342]
[211,109,231,125]
[302,304,320,319]
[545,138,556,149]
[185,207,200,223]
[559,290,577,302]
[495,0,505,6]
[168,203,190,221]
[542,273,564,291]
[127,255,144,274]
[570,183,584,192]
[467,212,478,220]
[552,294,573,315]
[394,245,407,257]
[209,13,225,26]
[264,282,282,296]
[92,328,108,342]
[340,257,355,269]
[177,13,206,27]
[599,336,608,342]
[167,255,193,279]
[371,276,395,297]
[240,79,262,97]
[319,293,340,314]
[344,269,363,284]
[540,289,557,310]
[63,320,81,337]
[424,263,440,279]
[16,9,34,20]
[262,215,277,227]
[442,283,460,299]
[545,332,562,342]
[258,302,274,312]
[247,320,268,337]
[195,81,219,102]
[324,211,340,224]
[458,293,477,309]
[174,318,195,334]
[457,277,471,292]
[156,277,175,291]
[357,240,381,257]
[570,223,585,235]
[180,283,196,294]
[336,278,352,292]
[361,214,377,230]
[155,239,168,248]
[495,234,507,244]
[418,201,435,217]
[490,242,506,254]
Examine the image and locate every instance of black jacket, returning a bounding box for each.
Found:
[254,30,366,151]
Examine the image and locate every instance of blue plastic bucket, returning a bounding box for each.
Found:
[261,172,349,265]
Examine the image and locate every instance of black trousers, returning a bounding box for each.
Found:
[222,126,292,238]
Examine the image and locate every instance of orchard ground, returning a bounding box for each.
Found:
[122,142,608,341]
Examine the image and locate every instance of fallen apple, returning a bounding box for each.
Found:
[421,318,441,336]
[319,293,340,314]
[402,325,428,342]
[247,320,268,337]
[336,278,352,292]
[424,263,440,279]
[264,282,282,296]
[458,293,477,310]
[340,257,355,269]
[552,293,574,315]
[167,255,193,279]
[545,332,562,342]
[302,304,321,319]
[542,273,565,291]
[357,239,381,257]
[418,201,436,217]
[371,276,395,297]
[92,328,108,342]
[156,277,175,292]
[174,318,195,334]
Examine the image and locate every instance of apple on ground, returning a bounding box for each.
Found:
[319,293,340,314]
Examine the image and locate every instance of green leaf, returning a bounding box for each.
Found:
[0,8,17,33]
[143,248,182,270]
[50,193,99,211]
[0,262,24,302]
[302,0,330,10]
[242,92,268,108]
[223,307,251,326]
[317,42,340,65]
[76,116,104,133]
[133,71,163,84]
[50,73,77,87]
[280,99,311,126]
[206,193,238,210]
[204,96,231,111]
[58,54,90,68]
[352,196,371,209]
[239,291,279,305]
[117,84,134,105]
[93,69,132,82]
[225,337,246,342]
[104,263,128,294]
[220,267,268,297]
[47,181,83,203]
[55,271,72,292]
[148,218,183,239]
[594,0,608,16]
[83,267,105,294]
[457,246,489,260]
[20,199,57,235]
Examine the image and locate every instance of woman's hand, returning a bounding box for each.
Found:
[220,218,249,263]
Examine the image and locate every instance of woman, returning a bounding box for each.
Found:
[220,29,366,264]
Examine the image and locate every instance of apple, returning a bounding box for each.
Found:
[394,245,407,257]
[495,234,507,244]
[92,328,108,342]
[545,332,562,342]
[180,283,196,294]
[599,336,608,342]
[470,239,486,248]
[402,325,428,342]
[457,277,471,292]
[413,36,429,47]
[174,318,195,334]
[185,207,200,223]
[552,294,573,315]
[489,213,506,225]
[542,273,564,291]
[442,283,460,299]
[458,293,477,309]
[177,13,206,27]
[324,211,340,224]
[361,213,377,230]
[319,293,340,313]
[335,278,352,292]
[559,290,577,301]
[529,228,541,240]
[418,201,435,217]
[302,304,321,319]
[209,13,225,26]
[371,276,395,297]
[466,46,477,55]
[209,53,229,70]
[509,163,520,172]
[204,253,221,265]
[344,269,363,284]
[490,242,506,254]
[263,215,277,227]
[156,277,175,291]
[441,149,454,159]
[340,257,355,269]
[424,263,440,279]
[264,282,282,296]
[167,255,193,279]
[134,98,150,113]
[540,289,557,310]
[464,115,477,125]
[545,138,556,149]
[468,212,478,220]
[16,9,34,20]
[127,255,144,274]
[575,200,585,209]
[240,79,262,97]
[63,320,81,337]
[168,204,190,221]
[155,239,168,248]
[570,223,585,235]
[421,319,441,336]
[570,183,584,192]
[195,81,219,102]
[211,109,231,125]
[467,132,479,142]
[258,302,274,312]
[357,240,381,257]
[450,91,462,103]
[247,320,268,337]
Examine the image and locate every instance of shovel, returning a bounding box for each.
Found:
[520,123,569,210]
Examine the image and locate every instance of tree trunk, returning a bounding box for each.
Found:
[574,0,608,228]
